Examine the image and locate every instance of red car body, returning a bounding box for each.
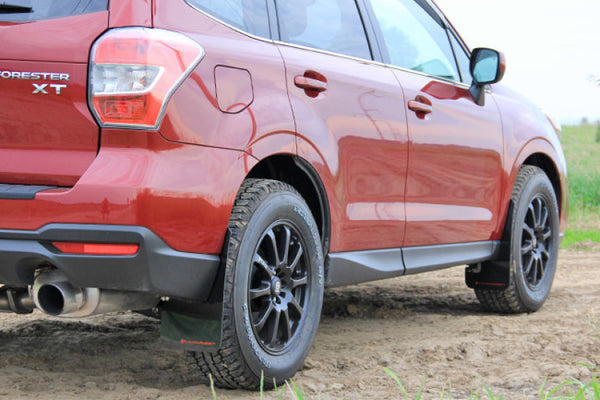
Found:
[0,0,567,388]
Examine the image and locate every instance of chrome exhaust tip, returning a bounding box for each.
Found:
[32,270,159,318]
[32,270,84,316]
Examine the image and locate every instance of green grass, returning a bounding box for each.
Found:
[560,124,600,248]
[207,371,600,399]
[562,228,600,248]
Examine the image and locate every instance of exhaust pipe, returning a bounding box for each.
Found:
[0,287,34,314]
[32,270,159,318]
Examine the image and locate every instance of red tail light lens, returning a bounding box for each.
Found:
[89,28,204,129]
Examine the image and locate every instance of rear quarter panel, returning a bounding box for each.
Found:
[152,1,296,160]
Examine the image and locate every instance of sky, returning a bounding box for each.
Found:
[434,0,600,125]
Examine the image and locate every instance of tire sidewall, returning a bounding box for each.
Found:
[231,190,324,383]
[510,172,560,311]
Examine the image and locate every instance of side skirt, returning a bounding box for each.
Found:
[326,241,500,287]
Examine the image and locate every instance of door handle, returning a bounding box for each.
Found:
[408,95,433,117]
[294,76,328,92]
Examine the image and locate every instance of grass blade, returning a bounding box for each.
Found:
[260,370,264,400]
[383,367,409,400]
[416,377,427,400]
[209,374,217,400]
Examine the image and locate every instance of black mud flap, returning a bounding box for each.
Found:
[465,260,510,290]
[161,228,229,352]
[160,308,222,352]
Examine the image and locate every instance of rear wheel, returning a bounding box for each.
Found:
[191,179,324,389]
[475,166,560,313]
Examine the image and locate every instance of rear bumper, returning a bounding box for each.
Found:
[0,130,255,255]
[0,224,220,301]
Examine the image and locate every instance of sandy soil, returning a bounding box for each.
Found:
[1,250,599,399]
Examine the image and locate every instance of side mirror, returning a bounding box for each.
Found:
[469,48,506,106]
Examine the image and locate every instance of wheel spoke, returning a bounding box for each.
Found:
[538,256,546,278]
[254,302,274,333]
[534,198,543,228]
[542,228,552,241]
[531,258,539,285]
[287,245,304,274]
[254,254,275,277]
[289,298,304,317]
[540,206,549,229]
[266,229,281,267]
[250,283,271,300]
[282,226,291,266]
[528,203,537,227]
[521,241,533,255]
[292,276,307,289]
[523,255,534,276]
[268,310,281,346]
[522,224,534,240]
[281,309,292,341]
[541,249,550,261]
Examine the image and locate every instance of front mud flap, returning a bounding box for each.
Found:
[160,306,222,352]
[465,260,510,290]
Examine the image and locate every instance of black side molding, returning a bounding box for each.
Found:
[326,241,501,287]
[0,184,58,200]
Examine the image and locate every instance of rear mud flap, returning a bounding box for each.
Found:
[160,228,229,352]
[160,308,222,352]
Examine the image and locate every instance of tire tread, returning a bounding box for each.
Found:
[189,179,305,390]
[475,165,546,314]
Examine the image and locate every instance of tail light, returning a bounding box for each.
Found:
[89,28,204,129]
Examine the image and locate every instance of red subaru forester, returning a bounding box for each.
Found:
[0,0,567,389]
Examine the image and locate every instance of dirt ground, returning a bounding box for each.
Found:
[1,249,599,399]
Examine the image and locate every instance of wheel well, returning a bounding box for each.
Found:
[522,153,562,214]
[247,155,330,255]
[491,155,562,263]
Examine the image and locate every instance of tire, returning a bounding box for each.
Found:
[191,179,324,389]
[475,165,560,313]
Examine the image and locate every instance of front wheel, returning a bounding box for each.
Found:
[191,179,324,389]
[475,166,560,313]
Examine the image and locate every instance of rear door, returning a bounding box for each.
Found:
[275,0,409,253]
[0,1,109,187]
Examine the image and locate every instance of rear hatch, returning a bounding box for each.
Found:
[0,0,109,186]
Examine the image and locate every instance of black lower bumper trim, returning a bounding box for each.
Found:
[0,224,220,301]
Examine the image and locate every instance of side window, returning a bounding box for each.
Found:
[275,0,372,60]
[449,32,472,83]
[0,0,107,22]
[186,0,270,39]
[370,0,459,81]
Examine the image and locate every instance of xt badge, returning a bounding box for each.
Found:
[32,83,67,95]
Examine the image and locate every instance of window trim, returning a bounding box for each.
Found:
[363,0,469,86]
[273,0,376,61]
[184,0,275,42]
[183,0,472,92]
[447,28,471,83]
[0,0,108,22]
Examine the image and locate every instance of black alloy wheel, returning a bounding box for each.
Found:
[520,194,553,289]
[249,222,308,353]
[474,165,560,313]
